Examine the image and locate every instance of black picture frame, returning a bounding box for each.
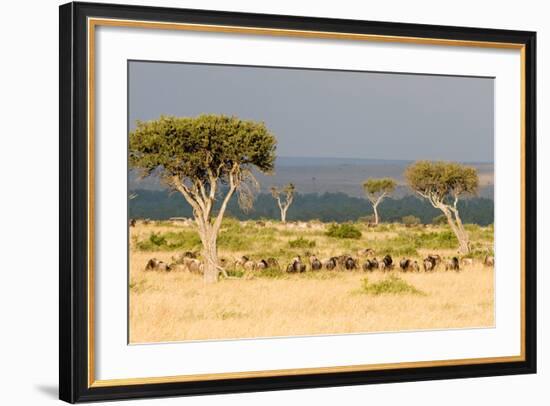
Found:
[59,1,537,403]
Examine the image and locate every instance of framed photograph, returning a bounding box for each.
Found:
[59,1,536,403]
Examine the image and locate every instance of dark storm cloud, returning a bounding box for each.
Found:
[129,61,494,163]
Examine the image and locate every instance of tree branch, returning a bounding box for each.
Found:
[212,164,239,234]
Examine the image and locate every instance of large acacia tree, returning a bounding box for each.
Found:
[362,178,397,224]
[270,183,295,223]
[405,161,479,254]
[130,114,277,283]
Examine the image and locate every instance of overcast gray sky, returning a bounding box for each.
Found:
[128,61,494,163]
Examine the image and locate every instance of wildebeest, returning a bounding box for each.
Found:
[235,255,249,267]
[324,257,337,270]
[287,256,306,273]
[145,258,171,272]
[412,261,420,272]
[336,255,357,270]
[484,255,495,267]
[423,254,442,272]
[357,248,375,257]
[399,258,412,272]
[382,255,393,269]
[186,258,203,274]
[445,257,460,271]
[362,258,378,272]
[256,259,268,270]
[235,255,256,271]
[423,258,434,272]
[129,218,136,227]
[172,251,198,264]
[309,255,322,271]
[427,254,442,268]
[461,258,474,267]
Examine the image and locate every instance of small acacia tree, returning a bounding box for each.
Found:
[129,114,277,283]
[270,183,295,223]
[362,178,397,224]
[405,161,478,254]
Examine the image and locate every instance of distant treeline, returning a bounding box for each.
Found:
[129,189,494,225]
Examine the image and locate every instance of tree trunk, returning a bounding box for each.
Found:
[441,206,470,254]
[452,210,470,254]
[199,226,220,283]
[373,203,379,225]
[281,207,287,223]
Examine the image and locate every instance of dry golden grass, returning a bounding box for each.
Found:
[129,222,494,343]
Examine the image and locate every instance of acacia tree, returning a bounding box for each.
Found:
[129,114,277,283]
[405,161,478,254]
[270,183,295,223]
[362,178,397,224]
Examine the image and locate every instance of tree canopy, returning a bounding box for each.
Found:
[130,114,276,187]
[404,161,478,206]
[363,178,397,199]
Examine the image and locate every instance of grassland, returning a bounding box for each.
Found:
[129,219,494,343]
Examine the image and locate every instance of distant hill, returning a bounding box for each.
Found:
[130,156,494,199]
[129,189,494,225]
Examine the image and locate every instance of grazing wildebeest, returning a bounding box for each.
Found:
[324,257,337,270]
[129,218,136,227]
[382,255,393,269]
[344,256,357,270]
[336,255,349,268]
[445,257,460,271]
[186,258,203,274]
[243,260,256,271]
[427,254,442,269]
[423,256,438,272]
[172,251,198,265]
[145,258,160,271]
[484,255,495,267]
[362,258,378,272]
[461,258,474,267]
[309,255,322,271]
[287,256,306,273]
[235,255,256,270]
[256,259,268,270]
[145,258,170,272]
[235,255,249,267]
[357,248,375,257]
[399,258,412,272]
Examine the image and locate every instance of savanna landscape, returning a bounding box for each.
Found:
[127,62,495,343]
[129,218,494,343]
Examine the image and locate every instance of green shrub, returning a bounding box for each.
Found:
[402,215,421,225]
[372,224,390,232]
[225,269,245,278]
[463,247,494,259]
[288,237,316,249]
[360,275,424,296]
[326,223,362,239]
[432,214,447,225]
[135,231,201,251]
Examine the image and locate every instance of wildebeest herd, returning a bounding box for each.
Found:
[144,250,495,275]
